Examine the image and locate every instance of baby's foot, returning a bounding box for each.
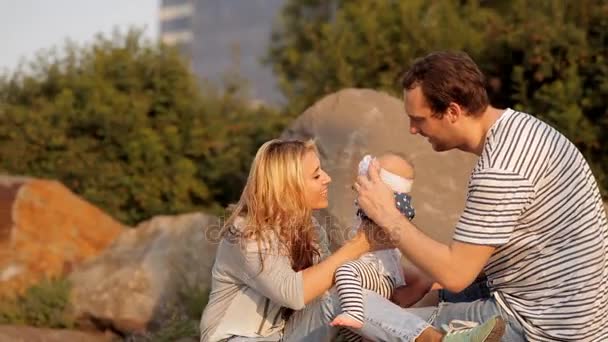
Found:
[330,313,364,329]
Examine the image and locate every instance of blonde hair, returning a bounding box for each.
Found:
[222,139,321,272]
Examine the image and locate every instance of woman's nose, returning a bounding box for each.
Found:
[323,172,332,184]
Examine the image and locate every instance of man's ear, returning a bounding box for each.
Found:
[446,102,463,124]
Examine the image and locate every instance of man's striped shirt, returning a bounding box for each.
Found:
[454,109,608,341]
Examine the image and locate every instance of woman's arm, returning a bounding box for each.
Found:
[301,218,395,304]
[236,224,377,308]
[237,240,307,310]
[301,229,371,303]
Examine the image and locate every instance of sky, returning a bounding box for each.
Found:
[0,0,159,74]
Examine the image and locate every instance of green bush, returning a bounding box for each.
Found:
[149,315,199,342]
[0,30,287,225]
[178,286,209,322]
[132,288,208,341]
[0,278,73,328]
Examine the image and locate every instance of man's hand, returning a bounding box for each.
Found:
[354,158,402,230]
[355,159,497,293]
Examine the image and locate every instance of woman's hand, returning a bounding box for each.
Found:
[346,219,394,256]
[359,218,395,251]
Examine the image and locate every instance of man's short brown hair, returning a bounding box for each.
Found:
[401,51,489,117]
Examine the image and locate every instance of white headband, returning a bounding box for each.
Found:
[358,155,413,193]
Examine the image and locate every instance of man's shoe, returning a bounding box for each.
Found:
[441,315,505,342]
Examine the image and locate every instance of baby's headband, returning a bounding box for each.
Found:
[358,155,413,193]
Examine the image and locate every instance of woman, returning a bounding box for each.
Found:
[199,139,503,342]
[199,139,374,341]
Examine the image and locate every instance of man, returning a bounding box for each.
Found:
[354,51,608,341]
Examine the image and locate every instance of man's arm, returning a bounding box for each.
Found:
[385,215,495,292]
[355,159,496,292]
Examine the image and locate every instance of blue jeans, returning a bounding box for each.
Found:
[229,285,526,341]
[225,289,427,342]
[439,275,492,303]
[358,275,524,341]
[359,291,525,342]
[226,291,341,342]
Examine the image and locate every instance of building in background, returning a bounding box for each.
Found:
[159,0,285,105]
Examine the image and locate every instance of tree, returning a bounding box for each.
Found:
[268,0,498,115]
[486,0,608,192]
[268,0,608,195]
[0,30,286,224]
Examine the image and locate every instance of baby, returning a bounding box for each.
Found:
[331,153,416,341]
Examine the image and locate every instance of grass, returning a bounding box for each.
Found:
[0,277,74,329]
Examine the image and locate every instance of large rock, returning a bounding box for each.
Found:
[69,212,221,334]
[282,88,477,246]
[0,177,125,298]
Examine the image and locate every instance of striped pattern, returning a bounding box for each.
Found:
[454,109,608,341]
[335,259,396,342]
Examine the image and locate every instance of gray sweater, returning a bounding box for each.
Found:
[199,218,330,342]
